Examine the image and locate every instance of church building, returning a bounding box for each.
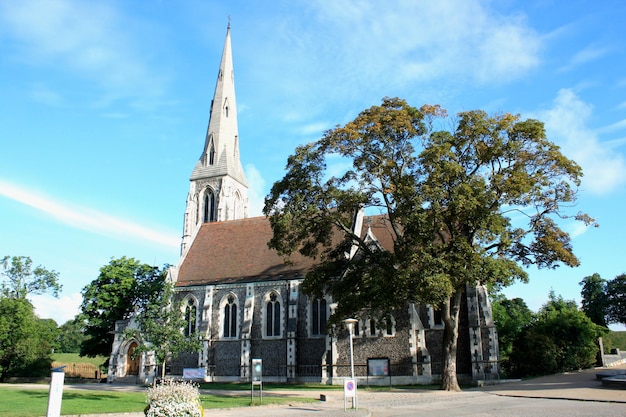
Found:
[108,25,499,385]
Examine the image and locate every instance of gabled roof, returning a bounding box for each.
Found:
[176,216,316,287]
[176,214,397,287]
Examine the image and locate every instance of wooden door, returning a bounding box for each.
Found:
[126,342,140,375]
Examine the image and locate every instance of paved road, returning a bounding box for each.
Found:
[6,366,626,416]
[204,367,626,417]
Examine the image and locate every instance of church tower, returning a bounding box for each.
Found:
[181,24,248,255]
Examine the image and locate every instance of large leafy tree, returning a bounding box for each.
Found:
[0,297,58,381]
[579,273,608,327]
[79,257,166,357]
[1,255,61,299]
[264,97,595,390]
[125,282,202,382]
[606,274,626,326]
[57,318,87,354]
[491,295,533,361]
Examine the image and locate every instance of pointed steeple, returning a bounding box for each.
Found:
[181,24,249,255]
[191,24,247,186]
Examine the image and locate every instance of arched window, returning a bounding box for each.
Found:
[369,318,377,336]
[384,315,396,337]
[208,138,215,165]
[353,318,362,338]
[432,307,443,328]
[222,295,238,338]
[311,298,327,336]
[203,190,216,223]
[265,292,281,337]
[233,191,242,219]
[184,299,197,337]
[223,98,229,118]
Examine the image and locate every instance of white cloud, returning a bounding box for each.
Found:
[251,0,543,120]
[244,164,267,217]
[308,0,542,86]
[0,0,163,106]
[297,122,331,136]
[31,292,82,324]
[535,89,626,194]
[567,221,591,239]
[597,118,626,134]
[0,179,180,249]
[559,44,612,72]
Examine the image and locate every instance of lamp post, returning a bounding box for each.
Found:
[343,317,358,410]
[343,318,358,380]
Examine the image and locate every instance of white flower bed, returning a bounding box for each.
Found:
[145,380,203,417]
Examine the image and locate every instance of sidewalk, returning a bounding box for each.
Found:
[478,365,626,403]
[9,365,626,417]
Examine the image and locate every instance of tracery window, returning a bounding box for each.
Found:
[222,295,238,338]
[265,292,281,337]
[184,299,197,337]
[203,190,216,223]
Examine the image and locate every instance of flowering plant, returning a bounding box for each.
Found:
[145,380,203,417]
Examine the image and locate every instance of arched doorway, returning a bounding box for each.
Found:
[126,342,140,376]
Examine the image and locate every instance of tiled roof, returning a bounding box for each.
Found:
[176,214,396,287]
[176,216,316,287]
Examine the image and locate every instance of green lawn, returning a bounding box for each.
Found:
[0,385,317,417]
[51,353,108,368]
[604,331,626,353]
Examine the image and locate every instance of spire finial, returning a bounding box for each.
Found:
[228,15,231,29]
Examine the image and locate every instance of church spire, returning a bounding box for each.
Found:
[191,23,247,187]
[181,24,249,255]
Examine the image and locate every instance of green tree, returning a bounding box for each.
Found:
[491,295,533,361]
[509,293,603,377]
[264,98,595,390]
[57,318,87,353]
[606,274,626,326]
[79,257,166,358]
[1,255,61,299]
[579,273,608,327]
[0,297,58,381]
[125,282,202,382]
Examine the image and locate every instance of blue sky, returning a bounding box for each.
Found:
[1,0,625,327]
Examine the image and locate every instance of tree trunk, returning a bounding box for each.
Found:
[440,289,463,391]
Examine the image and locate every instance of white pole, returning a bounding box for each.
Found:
[349,326,355,379]
[343,318,358,409]
[46,367,65,417]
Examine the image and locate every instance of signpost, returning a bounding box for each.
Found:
[251,358,262,402]
[46,366,65,417]
[343,378,357,411]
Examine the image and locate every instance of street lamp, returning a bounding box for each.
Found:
[343,318,358,410]
[343,318,358,380]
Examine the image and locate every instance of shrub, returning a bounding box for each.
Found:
[508,293,602,378]
[145,380,203,417]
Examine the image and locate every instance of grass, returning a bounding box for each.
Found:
[0,385,318,416]
[51,353,108,368]
[0,387,146,417]
[604,331,626,353]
